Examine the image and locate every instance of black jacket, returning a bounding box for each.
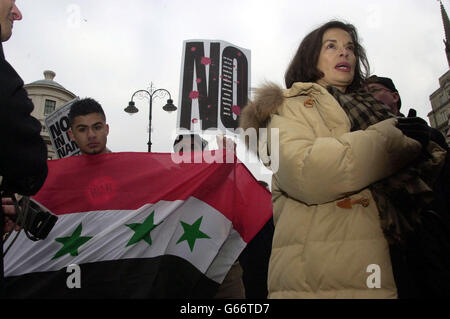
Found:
[390,136,450,299]
[239,218,274,299]
[0,34,48,196]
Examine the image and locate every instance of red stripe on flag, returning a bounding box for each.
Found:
[33,151,272,243]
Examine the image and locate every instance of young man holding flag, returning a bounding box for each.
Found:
[67,98,111,156]
[4,125,272,298]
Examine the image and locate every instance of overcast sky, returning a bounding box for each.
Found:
[3,0,449,181]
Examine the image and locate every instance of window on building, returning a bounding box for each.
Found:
[430,117,436,128]
[440,94,447,106]
[44,99,56,116]
[441,109,448,124]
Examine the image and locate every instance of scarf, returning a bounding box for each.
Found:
[328,86,443,245]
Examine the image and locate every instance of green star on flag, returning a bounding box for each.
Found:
[177,216,211,252]
[52,223,92,260]
[125,211,161,247]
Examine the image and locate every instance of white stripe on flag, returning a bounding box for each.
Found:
[4,197,245,283]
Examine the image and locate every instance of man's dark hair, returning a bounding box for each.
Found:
[285,20,370,92]
[68,98,106,127]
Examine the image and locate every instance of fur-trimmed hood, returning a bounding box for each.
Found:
[239,81,335,132]
[238,83,285,167]
[239,82,285,133]
[238,82,334,165]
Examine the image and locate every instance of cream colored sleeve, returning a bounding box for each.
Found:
[270,115,422,205]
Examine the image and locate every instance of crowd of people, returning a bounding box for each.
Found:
[1,0,449,299]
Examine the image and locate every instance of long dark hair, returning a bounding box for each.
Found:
[285,20,369,92]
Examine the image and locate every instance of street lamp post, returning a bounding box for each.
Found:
[124,85,177,152]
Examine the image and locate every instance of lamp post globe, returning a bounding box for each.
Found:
[124,101,139,114]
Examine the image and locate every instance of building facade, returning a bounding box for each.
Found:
[428,70,450,145]
[24,70,77,159]
[428,2,450,147]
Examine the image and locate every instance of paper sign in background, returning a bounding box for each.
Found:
[177,40,251,135]
[44,98,80,159]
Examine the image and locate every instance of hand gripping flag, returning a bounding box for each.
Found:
[4,151,272,298]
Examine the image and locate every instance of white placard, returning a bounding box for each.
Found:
[177,40,251,135]
[44,98,80,158]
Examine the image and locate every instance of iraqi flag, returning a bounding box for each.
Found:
[4,151,272,298]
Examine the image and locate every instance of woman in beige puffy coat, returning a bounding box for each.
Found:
[239,21,428,298]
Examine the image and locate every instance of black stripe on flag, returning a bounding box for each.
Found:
[5,255,219,299]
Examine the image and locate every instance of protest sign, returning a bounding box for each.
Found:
[44,98,80,158]
[177,40,251,135]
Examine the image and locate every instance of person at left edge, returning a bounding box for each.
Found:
[0,0,48,296]
[0,0,47,195]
